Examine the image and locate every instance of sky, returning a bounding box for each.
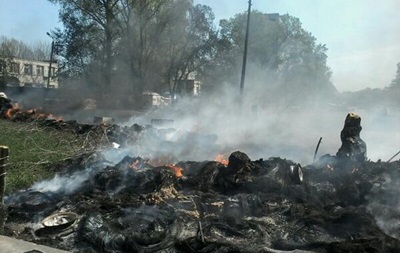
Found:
[0,0,399,92]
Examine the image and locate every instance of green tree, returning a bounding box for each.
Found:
[49,0,220,108]
[115,0,174,98]
[390,62,400,89]
[387,62,400,107]
[49,0,122,99]
[0,45,14,90]
[159,3,218,99]
[208,11,335,107]
[277,15,334,103]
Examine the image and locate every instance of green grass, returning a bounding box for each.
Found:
[0,119,93,193]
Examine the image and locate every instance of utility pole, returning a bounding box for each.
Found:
[46,32,54,89]
[239,0,252,96]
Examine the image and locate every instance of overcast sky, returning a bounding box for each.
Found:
[0,0,399,92]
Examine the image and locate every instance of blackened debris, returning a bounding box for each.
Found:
[3,151,400,252]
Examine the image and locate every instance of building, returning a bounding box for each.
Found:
[265,13,281,22]
[142,91,170,108]
[176,72,201,96]
[0,57,58,88]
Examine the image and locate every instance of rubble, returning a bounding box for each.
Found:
[2,111,400,252]
[2,148,400,252]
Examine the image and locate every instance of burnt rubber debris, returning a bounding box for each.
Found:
[2,112,400,253]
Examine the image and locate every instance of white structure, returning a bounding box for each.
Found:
[0,57,58,88]
[176,72,201,96]
[142,91,168,108]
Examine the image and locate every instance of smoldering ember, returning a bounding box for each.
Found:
[1,109,400,253]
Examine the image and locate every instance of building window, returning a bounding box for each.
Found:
[36,65,44,76]
[49,67,56,78]
[11,62,20,74]
[24,64,33,75]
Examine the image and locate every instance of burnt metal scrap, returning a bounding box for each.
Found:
[3,149,400,252]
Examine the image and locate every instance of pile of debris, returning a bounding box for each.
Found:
[4,150,400,252]
[3,102,219,162]
[2,113,400,252]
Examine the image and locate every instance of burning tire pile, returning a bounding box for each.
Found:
[2,112,400,252]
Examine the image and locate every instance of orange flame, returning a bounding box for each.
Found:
[5,109,13,118]
[129,159,140,170]
[3,104,65,122]
[4,103,20,118]
[166,165,183,178]
[215,154,229,166]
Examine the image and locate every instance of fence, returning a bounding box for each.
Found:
[0,146,9,233]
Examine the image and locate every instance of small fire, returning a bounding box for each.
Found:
[5,103,20,118]
[37,112,63,121]
[5,109,13,118]
[128,158,151,170]
[129,157,183,178]
[129,159,141,170]
[3,105,64,121]
[49,115,64,121]
[128,158,183,178]
[215,154,229,166]
[148,155,176,167]
[166,165,183,178]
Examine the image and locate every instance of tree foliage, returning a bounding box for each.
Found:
[390,62,400,89]
[115,0,180,95]
[204,11,335,107]
[47,1,336,108]
[0,36,51,61]
[49,0,122,97]
[159,3,218,97]
[49,0,218,105]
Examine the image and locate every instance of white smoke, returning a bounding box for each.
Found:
[31,169,93,195]
[118,82,399,166]
[30,149,130,195]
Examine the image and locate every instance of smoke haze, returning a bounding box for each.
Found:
[121,83,399,165]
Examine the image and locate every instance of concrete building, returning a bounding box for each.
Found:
[176,72,201,96]
[0,57,58,88]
